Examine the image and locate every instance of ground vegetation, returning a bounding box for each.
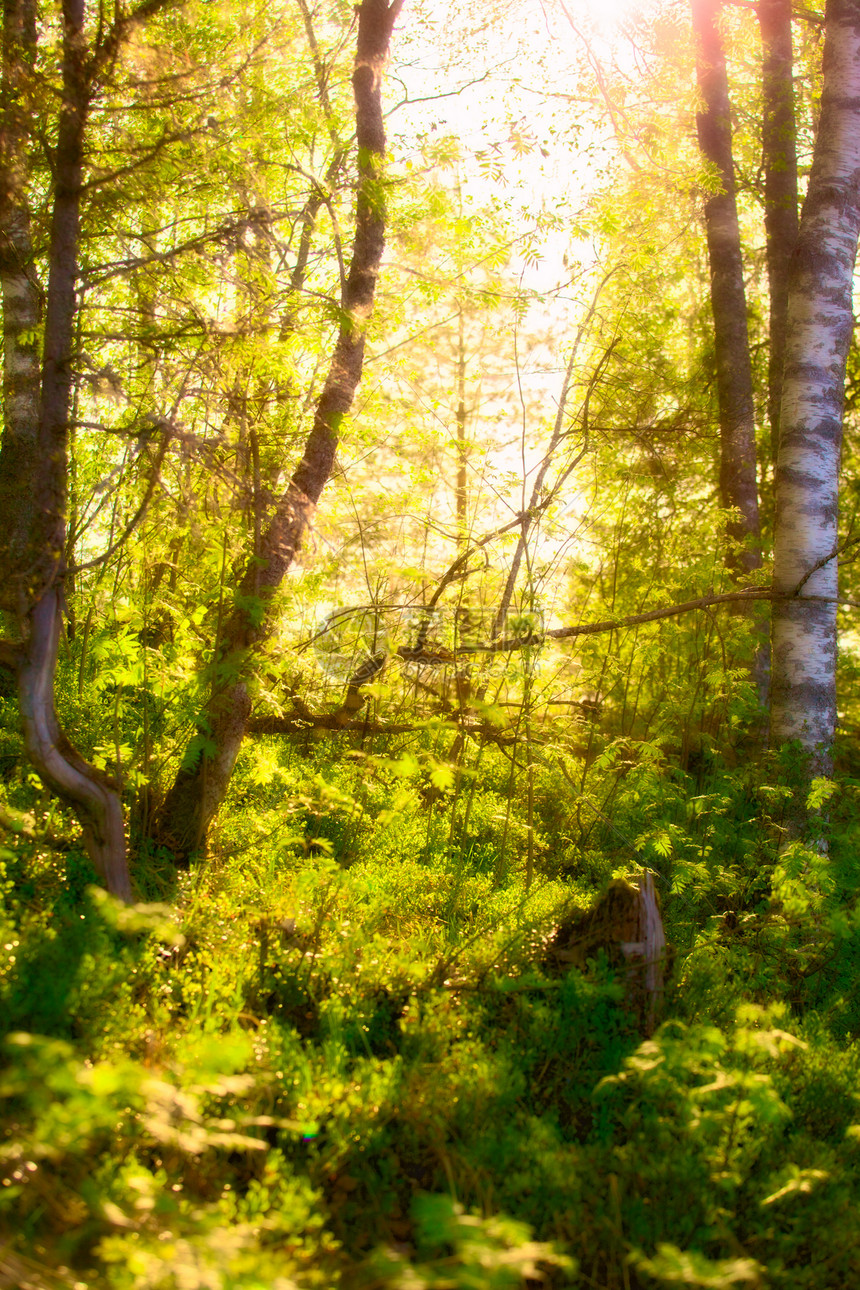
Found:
[3,0,860,1286]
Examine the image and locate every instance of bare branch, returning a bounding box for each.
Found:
[69,425,171,574]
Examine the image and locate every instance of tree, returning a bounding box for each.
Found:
[0,0,40,588]
[0,0,368,893]
[0,0,176,900]
[155,0,405,859]
[770,0,860,776]
[758,0,799,470]
[691,0,763,587]
[2,0,856,897]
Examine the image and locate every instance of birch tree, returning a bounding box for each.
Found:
[771,0,860,773]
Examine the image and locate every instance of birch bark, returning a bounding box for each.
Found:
[771,0,860,769]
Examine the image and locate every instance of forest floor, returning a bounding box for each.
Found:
[3,737,860,1288]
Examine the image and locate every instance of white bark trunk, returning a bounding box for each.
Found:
[771,0,860,767]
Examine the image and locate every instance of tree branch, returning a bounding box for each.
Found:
[68,423,171,574]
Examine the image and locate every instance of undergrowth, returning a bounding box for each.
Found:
[2,737,860,1289]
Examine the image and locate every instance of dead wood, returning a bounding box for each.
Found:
[544,872,667,1033]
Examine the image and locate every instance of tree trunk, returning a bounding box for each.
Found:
[0,0,132,897]
[691,0,763,579]
[771,0,860,774]
[455,305,468,547]
[759,0,799,472]
[37,0,88,586]
[0,0,41,608]
[155,0,405,860]
[19,590,131,899]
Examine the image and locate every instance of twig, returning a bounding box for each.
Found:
[69,425,171,574]
[793,533,860,594]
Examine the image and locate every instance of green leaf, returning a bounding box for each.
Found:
[806,777,837,811]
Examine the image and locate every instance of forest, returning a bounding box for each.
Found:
[2,0,860,1284]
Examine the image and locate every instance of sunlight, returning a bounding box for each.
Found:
[561,0,652,31]
[557,0,660,36]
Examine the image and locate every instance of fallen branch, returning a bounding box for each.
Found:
[246,710,517,743]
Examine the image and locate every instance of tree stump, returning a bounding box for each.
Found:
[544,871,667,1033]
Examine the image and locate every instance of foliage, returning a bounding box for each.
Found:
[5,731,860,1285]
[4,0,860,1286]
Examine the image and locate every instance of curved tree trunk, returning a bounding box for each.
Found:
[156,0,405,860]
[759,0,799,472]
[20,591,131,899]
[0,0,132,897]
[771,0,860,774]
